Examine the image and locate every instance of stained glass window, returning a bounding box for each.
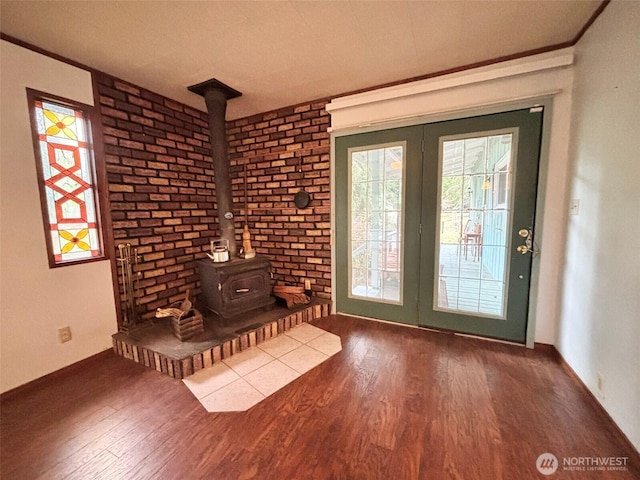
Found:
[28,91,104,266]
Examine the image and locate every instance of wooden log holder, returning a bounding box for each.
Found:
[169,309,204,342]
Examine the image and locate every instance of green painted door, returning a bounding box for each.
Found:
[419,109,543,342]
[335,126,423,325]
[335,108,543,342]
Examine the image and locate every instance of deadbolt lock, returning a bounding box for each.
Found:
[516,226,539,255]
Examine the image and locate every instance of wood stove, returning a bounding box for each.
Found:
[198,257,273,318]
[188,78,273,320]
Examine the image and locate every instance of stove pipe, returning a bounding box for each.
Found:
[188,79,242,258]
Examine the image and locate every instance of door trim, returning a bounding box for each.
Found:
[331,96,555,348]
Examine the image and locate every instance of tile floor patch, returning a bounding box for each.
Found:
[279,344,330,374]
[222,347,274,377]
[199,378,265,412]
[244,360,300,397]
[284,323,326,343]
[257,334,302,358]
[306,332,343,356]
[182,362,240,400]
[183,324,342,412]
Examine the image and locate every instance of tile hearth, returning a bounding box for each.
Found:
[183,323,342,412]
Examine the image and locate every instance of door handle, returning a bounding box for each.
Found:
[516,227,539,255]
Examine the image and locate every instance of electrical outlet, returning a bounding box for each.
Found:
[596,371,605,398]
[58,326,72,343]
[569,199,580,215]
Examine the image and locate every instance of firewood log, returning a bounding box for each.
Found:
[273,285,305,294]
[273,291,310,308]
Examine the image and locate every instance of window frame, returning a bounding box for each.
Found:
[493,156,511,210]
[347,141,407,306]
[26,88,107,268]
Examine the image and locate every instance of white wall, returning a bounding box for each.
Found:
[558,2,640,450]
[0,40,117,393]
[327,50,576,346]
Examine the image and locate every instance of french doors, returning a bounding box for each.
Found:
[335,108,543,342]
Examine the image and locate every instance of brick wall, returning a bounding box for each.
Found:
[97,74,217,323]
[98,74,332,328]
[227,101,332,299]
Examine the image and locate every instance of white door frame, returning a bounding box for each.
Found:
[328,50,575,347]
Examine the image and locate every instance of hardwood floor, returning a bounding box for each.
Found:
[2,314,638,479]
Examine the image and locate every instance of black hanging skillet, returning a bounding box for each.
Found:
[294,190,311,209]
[294,155,311,209]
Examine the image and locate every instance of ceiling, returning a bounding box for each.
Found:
[1,1,601,120]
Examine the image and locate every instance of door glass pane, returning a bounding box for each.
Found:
[435,133,514,318]
[349,143,404,304]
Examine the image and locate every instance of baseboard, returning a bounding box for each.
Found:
[336,311,538,348]
[551,345,640,457]
[534,341,556,351]
[0,349,114,402]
